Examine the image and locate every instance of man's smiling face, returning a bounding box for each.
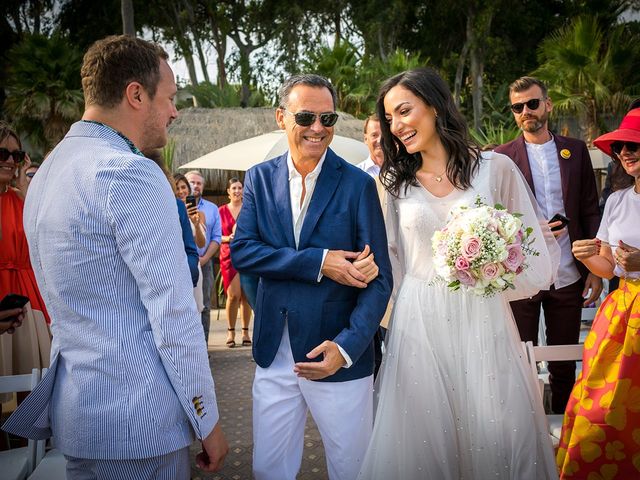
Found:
[276,85,335,164]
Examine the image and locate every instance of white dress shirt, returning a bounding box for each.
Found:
[525,136,580,288]
[286,152,353,367]
[355,156,380,178]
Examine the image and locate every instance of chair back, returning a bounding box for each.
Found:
[0,369,41,476]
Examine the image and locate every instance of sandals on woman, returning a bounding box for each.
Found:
[226,328,236,348]
[241,327,252,346]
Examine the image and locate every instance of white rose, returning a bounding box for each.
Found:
[498,215,521,241]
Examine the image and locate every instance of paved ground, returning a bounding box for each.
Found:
[189,309,328,480]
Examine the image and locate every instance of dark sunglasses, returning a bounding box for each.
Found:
[284,109,339,127]
[509,98,544,114]
[611,141,639,155]
[0,147,27,163]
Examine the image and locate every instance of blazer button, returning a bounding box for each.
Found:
[280,308,287,315]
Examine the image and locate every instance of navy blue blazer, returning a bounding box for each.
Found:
[176,199,200,287]
[231,149,392,382]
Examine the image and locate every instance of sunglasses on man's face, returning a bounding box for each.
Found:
[509,98,544,114]
[611,141,640,155]
[0,147,27,163]
[283,109,339,127]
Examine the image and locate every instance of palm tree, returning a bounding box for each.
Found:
[4,34,84,152]
[533,15,639,144]
[305,42,424,117]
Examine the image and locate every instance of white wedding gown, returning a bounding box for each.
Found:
[358,152,560,480]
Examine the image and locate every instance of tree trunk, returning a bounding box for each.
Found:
[208,13,228,88]
[194,34,210,84]
[469,50,484,132]
[121,0,135,36]
[182,0,210,84]
[183,49,199,89]
[454,37,470,109]
[466,2,495,132]
[238,45,251,107]
[31,0,41,35]
[377,28,387,61]
[587,97,599,146]
[466,8,482,131]
[334,9,341,47]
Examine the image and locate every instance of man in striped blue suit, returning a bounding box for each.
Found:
[2,35,228,479]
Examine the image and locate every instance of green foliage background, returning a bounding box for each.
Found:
[2,0,640,153]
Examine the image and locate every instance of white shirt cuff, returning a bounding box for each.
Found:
[317,249,329,282]
[336,343,353,368]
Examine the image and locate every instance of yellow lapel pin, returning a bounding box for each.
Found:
[560,149,571,159]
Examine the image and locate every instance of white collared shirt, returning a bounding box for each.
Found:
[525,137,580,289]
[286,151,353,367]
[355,156,380,178]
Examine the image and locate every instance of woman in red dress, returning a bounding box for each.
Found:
[219,177,252,347]
[0,122,51,386]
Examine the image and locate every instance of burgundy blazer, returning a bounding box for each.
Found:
[494,134,601,280]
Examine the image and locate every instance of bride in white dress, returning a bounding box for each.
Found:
[358,68,560,479]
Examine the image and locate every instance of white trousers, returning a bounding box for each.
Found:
[252,327,373,480]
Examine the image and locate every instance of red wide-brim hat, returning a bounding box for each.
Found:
[593,108,640,156]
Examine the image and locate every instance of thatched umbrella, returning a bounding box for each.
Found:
[168,107,365,196]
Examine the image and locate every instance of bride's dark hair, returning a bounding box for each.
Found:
[377,68,481,197]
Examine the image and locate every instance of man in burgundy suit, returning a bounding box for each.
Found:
[495,76,602,414]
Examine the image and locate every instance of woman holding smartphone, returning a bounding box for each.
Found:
[174,172,207,312]
[0,122,51,393]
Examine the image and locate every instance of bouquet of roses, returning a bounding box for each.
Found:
[431,197,539,297]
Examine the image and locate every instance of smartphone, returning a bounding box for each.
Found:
[185,195,197,210]
[0,294,29,318]
[549,213,570,232]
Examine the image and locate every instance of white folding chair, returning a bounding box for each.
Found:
[27,368,66,480]
[524,341,584,447]
[0,369,41,480]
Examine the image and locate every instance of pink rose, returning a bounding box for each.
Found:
[503,244,525,272]
[515,230,524,245]
[461,236,482,261]
[455,256,470,271]
[481,262,501,280]
[456,269,475,286]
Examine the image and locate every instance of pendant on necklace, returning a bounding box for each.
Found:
[435,175,443,182]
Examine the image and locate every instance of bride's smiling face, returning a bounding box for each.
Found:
[383,85,438,155]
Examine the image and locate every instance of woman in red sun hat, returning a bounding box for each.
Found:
[557,108,640,479]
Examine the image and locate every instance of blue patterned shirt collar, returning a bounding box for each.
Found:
[80,120,144,156]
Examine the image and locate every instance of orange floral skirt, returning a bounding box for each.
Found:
[557,278,640,479]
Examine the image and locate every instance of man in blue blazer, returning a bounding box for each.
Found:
[231,74,392,480]
[3,36,227,478]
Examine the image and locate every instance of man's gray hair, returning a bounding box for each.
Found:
[184,170,205,181]
[278,74,337,110]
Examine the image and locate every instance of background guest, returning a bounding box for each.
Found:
[0,121,51,400]
[355,114,383,177]
[219,177,252,348]
[495,76,602,414]
[174,172,206,312]
[24,162,39,183]
[558,107,640,479]
[185,170,221,345]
